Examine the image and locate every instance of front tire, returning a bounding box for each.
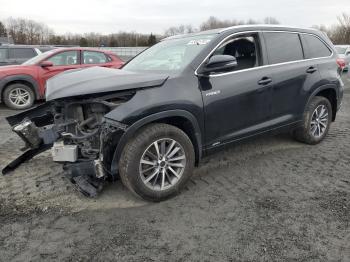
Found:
[119,123,195,202]
[293,96,332,145]
[3,83,35,110]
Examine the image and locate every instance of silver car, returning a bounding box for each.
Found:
[335,45,350,71]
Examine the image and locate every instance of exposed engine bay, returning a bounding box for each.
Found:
[2,91,134,196]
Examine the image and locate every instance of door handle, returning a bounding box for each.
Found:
[258,77,272,85]
[306,66,317,74]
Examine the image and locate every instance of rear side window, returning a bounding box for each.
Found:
[264,32,303,64]
[9,48,36,59]
[301,34,332,59]
[0,48,8,62]
[83,51,108,64]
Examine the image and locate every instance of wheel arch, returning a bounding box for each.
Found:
[0,75,40,103]
[109,110,203,176]
[306,84,338,121]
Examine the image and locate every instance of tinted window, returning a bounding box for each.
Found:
[83,51,108,64]
[302,34,331,59]
[47,51,79,66]
[9,48,36,59]
[0,48,8,62]
[264,32,303,64]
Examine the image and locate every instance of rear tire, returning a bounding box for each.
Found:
[293,96,332,145]
[119,123,195,202]
[3,83,35,110]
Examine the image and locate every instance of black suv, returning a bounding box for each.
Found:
[3,25,343,201]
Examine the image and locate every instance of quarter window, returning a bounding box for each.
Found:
[83,51,108,64]
[47,51,79,66]
[301,34,331,59]
[264,32,303,64]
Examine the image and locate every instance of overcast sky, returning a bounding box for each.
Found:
[0,0,349,34]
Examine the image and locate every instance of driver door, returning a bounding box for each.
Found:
[200,32,275,148]
[38,50,81,89]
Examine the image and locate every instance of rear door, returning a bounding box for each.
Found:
[263,31,321,124]
[81,50,116,68]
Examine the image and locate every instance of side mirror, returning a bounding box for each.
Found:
[40,61,53,68]
[200,55,237,74]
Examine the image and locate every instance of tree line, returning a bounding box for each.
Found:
[0,14,349,47]
[313,13,350,45]
[0,17,157,47]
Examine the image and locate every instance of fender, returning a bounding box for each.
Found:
[305,83,340,117]
[109,109,203,175]
[0,74,41,102]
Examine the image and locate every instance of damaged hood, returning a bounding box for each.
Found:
[46,66,169,101]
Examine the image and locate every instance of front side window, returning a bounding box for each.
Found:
[264,32,303,64]
[302,34,332,59]
[123,34,216,73]
[0,49,8,62]
[83,51,108,64]
[9,48,36,59]
[47,51,79,66]
[211,33,262,72]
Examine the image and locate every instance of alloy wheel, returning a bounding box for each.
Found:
[310,104,329,138]
[139,138,186,191]
[9,88,31,107]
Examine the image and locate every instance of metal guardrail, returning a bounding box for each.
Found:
[97,47,148,61]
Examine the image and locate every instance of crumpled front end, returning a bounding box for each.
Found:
[2,92,134,196]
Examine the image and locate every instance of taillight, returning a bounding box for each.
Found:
[336,58,346,70]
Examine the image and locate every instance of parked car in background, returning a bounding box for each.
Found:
[0,45,44,66]
[335,45,350,71]
[0,48,124,109]
[3,25,343,201]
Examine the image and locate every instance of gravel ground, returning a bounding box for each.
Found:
[0,72,350,261]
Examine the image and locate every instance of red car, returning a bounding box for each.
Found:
[0,48,124,109]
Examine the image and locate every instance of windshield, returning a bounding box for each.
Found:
[22,50,55,65]
[123,34,216,73]
[335,47,347,54]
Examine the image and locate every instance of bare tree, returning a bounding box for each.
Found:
[164,24,196,36]
[199,16,240,31]
[0,21,7,37]
[263,17,280,25]
[313,13,350,44]
[335,13,350,44]
[5,17,52,44]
